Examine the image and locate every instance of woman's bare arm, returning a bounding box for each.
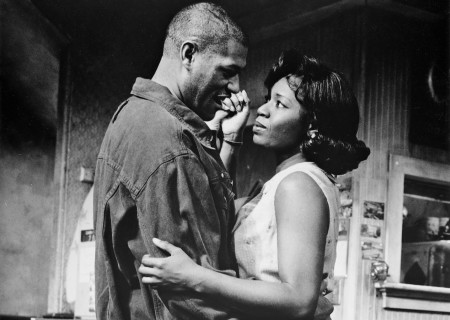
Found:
[139,171,329,319]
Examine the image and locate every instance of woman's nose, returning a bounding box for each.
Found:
[257,102,270,117]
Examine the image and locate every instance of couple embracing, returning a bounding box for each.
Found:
[94,2,370,320]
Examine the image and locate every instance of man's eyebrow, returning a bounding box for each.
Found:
[221,65,241,73]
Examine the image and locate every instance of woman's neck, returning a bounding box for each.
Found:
[276,152,309,173]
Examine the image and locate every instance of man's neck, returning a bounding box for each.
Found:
[152,57,182,101]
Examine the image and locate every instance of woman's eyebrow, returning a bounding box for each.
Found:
[274,92,294,104]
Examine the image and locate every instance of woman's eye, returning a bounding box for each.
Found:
[264,95,269,103]
[276,101,286,108]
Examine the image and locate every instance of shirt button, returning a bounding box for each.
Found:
[221,172,224,178]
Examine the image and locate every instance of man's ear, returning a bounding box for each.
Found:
[180,41,198,68]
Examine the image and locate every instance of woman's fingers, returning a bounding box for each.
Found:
[153,238,179,255]
[139,263,165,287]
[141,255,164,268]
[222,98,235,112]
[139,242,198,292]
[141,275,162,286]
[139,265,163,287]
[139,264,160,276]
[241,90,250,107]
[230,94,241,112]
[222,92,250,113]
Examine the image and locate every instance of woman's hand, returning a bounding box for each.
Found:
[139,238,201,291]
[205,91,250,140]
[221,91,250,142]
[205,109,229,132]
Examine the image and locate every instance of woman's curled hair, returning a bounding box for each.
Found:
[265,49,370,175]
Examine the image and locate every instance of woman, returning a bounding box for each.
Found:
[139,50,370,319]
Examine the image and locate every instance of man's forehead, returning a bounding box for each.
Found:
[216,40,248,68]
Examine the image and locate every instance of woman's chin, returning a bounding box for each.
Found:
[252,135,266,147]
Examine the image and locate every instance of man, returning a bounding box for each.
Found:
[94,2,248,319]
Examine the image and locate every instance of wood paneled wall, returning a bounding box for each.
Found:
[237,10,363,197]
[355,9,450,320]
[236,10,365,319]
[238,7,449,320]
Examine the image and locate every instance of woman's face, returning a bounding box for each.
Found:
[253,77,309,151]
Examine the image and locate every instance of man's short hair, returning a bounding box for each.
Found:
[163,2,248,57]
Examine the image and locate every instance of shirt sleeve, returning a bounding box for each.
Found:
[136,152,241,320]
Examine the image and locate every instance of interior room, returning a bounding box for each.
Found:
[0,0,449,319]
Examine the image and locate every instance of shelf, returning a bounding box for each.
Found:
[380,282,450,313]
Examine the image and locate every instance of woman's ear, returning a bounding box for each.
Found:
[307,111,317,130]
[307,129,318,139]
[180,41,198,68]
[306,112,318,138]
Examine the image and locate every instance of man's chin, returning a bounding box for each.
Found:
[203,114,215,122]
[202,103,223,121]
[198,109,216,122]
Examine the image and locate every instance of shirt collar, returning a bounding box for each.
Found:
[130,77,216,150]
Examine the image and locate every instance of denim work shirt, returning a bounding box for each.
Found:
[94,78,239,320]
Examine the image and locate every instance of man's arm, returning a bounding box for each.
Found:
[135,153,241,320]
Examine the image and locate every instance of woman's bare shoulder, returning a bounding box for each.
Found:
[276,171,322,197]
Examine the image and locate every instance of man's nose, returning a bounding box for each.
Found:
[226,75,240,93]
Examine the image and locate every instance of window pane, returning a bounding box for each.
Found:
[401,177,450,288]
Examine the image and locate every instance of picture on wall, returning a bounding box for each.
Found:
[361,241,384,260]
[338,218,350,240]
[361,223,381,240]
[337,176,353,218]
[363,201,385,220]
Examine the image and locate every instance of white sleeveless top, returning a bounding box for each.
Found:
[233,162,339,284]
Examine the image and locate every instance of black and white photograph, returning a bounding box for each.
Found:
[1,1,449,320]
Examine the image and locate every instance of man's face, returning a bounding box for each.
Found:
[185,40,247,120]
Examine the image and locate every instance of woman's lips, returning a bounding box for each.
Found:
[254,120,266,129]
[253,120,266,132]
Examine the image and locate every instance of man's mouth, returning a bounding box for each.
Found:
[214,93,231,105]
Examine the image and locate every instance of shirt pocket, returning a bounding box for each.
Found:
[209,170,235,222]
[212,170,234,199]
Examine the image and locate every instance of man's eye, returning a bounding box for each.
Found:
[223,69,237,78]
